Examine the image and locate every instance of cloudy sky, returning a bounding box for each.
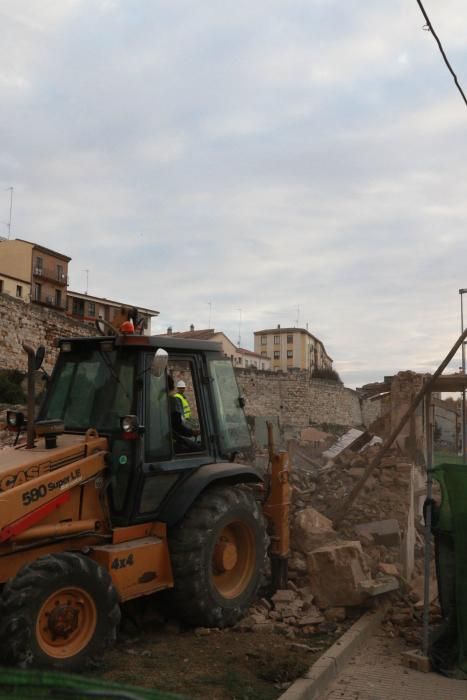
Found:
[1,1,467,387]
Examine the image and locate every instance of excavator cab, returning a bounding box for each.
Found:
[37,334,253,527]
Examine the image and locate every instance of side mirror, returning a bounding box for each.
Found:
[96,319,117,336]
[35,346,45,370]
[152,348,168,377]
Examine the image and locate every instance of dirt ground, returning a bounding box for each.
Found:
[88,601,350,700]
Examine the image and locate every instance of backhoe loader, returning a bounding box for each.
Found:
[0,318,290,671]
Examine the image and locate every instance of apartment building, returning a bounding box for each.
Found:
[166,326,272,370]
[66,290,159,335]
[254,325,333,373]
[0,238,70,310]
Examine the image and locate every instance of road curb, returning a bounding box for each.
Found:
[278,606,387,700]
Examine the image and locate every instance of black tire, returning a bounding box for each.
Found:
[168,484,267,628]
[0,552,120,671]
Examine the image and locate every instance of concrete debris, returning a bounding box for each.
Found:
[322,428,382,462]
[291,507,338,554]
[377,562,400,577]
[323,607,347,622]
[307,541,371,608]
[358,575,399,597]
[354,519,401,548]
[237,585,348,637]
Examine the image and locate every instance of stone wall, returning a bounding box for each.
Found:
[235,367,379,435]
[0,293,90,374]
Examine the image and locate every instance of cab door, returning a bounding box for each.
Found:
[132,354,214,523]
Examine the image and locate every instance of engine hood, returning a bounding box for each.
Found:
[0,433,108,493]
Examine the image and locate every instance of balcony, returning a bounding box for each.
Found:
[32,297,67,311]
[33,267,68,286]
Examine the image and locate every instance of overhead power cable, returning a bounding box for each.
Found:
[415,0,467,109]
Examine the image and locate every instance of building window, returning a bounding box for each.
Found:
[273,351,280,359]
[261,335,267,345]
[88,302,96,317]
[55,289,62,307]
[57,264,64,281]
[73,298,85,316]
[35,257,43,272]
[16,285,22,298]
[287,334,293,344]
[274,335,280,345]
[287,350,293,358]
[0,280,3,293]
[34,283,41,301]
[261,351,267,356]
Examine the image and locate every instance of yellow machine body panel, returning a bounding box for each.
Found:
[90,534,174,602]
[0,434,108,534]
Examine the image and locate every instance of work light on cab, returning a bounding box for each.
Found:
[120,415,139,439]
[6,411,24,429]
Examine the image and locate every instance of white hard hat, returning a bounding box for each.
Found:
[176,380,186,389]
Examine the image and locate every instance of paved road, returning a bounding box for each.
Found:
[323,632,466,700]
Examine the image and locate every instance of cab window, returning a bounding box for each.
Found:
[208,359,250,455]
[168,359,205,455]
[145,359,171,461]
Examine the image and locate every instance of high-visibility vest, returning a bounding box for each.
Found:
[173,392,191,419]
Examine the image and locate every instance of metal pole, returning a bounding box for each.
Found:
[460,289,467,461]
[422,391,433,656]
[22,344,36,449]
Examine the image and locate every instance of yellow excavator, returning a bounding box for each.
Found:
[0,316,290,672]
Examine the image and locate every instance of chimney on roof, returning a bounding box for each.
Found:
[190,324,195,332]
[167,326,172,335]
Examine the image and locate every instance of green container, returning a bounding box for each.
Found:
[432,463,467,677]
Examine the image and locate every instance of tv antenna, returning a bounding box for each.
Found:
[207,301,212,328]
[295,305,300,327]
[237,308,242,347]
[82,269,89,295]
[5,187,13,239]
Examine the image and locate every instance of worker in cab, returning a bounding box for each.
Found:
[168,377,200,451]
[173,380,192,421]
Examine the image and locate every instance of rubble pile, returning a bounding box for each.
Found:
[383,575,441,646]
[236,585,350,639]
[289,436,424,578]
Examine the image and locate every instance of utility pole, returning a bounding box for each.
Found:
[5,187,13,239]
[460,288,467,461]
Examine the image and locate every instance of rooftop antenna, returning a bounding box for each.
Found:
[207,301,212,328]
[294,305,300,327]
[5,187,13,239]
[237,308,242,347]
[82,269,89,295]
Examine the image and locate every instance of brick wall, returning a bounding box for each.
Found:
[0,293,91,374]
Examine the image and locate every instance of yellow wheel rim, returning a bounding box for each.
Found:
[212,521,256,599]
[36,586,97,659]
